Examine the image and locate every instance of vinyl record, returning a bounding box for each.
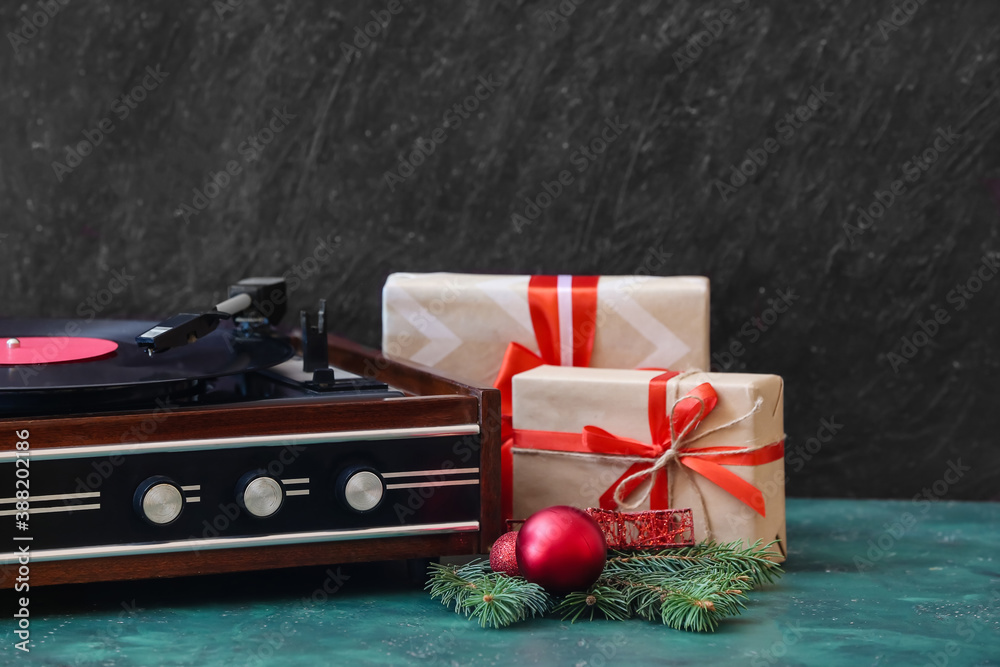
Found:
[0,318,295,414]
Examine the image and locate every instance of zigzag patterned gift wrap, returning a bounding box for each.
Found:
[510,366,786,561]
[380,273,710,388]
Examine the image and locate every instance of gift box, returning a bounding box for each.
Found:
[510,366,786,560]
[381,273,710,388]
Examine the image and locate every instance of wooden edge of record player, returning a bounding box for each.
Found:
[324,333,504,551]
[0,335,502,588]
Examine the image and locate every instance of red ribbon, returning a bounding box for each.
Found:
[512,372,785,517]
[495,275,600,520]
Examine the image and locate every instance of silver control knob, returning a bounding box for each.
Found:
[338,467,385,513]
[134,476,184,526]
[236,471,284,518]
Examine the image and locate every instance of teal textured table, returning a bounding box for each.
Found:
[4,499,999,666]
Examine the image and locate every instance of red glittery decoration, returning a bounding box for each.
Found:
[508,508,694,551]
[586,508,694,550]
[489,530,520,577]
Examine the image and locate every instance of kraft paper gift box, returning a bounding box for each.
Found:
[510,366,787,560]
[381,273,710,389]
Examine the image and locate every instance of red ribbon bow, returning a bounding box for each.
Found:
[494,275,599,520]
[513,372,785,517]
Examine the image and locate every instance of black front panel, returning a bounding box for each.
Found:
[3,433,481,555]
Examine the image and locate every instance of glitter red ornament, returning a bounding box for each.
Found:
[489,530,520,577]
[515,506,607,595]
[585,507,695,550]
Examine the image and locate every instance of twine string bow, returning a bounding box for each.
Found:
[581,371,778,534]
[611,390,710,509]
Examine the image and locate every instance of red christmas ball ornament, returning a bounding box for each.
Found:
[515,506,607,595]
[489,530,520,577]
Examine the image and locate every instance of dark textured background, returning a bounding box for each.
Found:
[1,1,997,500]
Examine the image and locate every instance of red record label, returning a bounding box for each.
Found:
[1,337,119,365]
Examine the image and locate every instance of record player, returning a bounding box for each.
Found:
[0,277,502,587]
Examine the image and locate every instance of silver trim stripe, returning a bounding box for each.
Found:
[0,504,101,517]
[285,490,309,497]
[281,478,309,485]
[183,485,200,504]
[0,424,480,462]
[385,479,480,490]
[0,520,480,563]
[382,467,479,479]
[0,491,99,504]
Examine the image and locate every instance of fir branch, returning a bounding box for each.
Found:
[425,560,486,608]
[426,542,782,632]
[596,541,779,632]
[612,577,747,632]
[604,540,783,590]
[426,560,553,628]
